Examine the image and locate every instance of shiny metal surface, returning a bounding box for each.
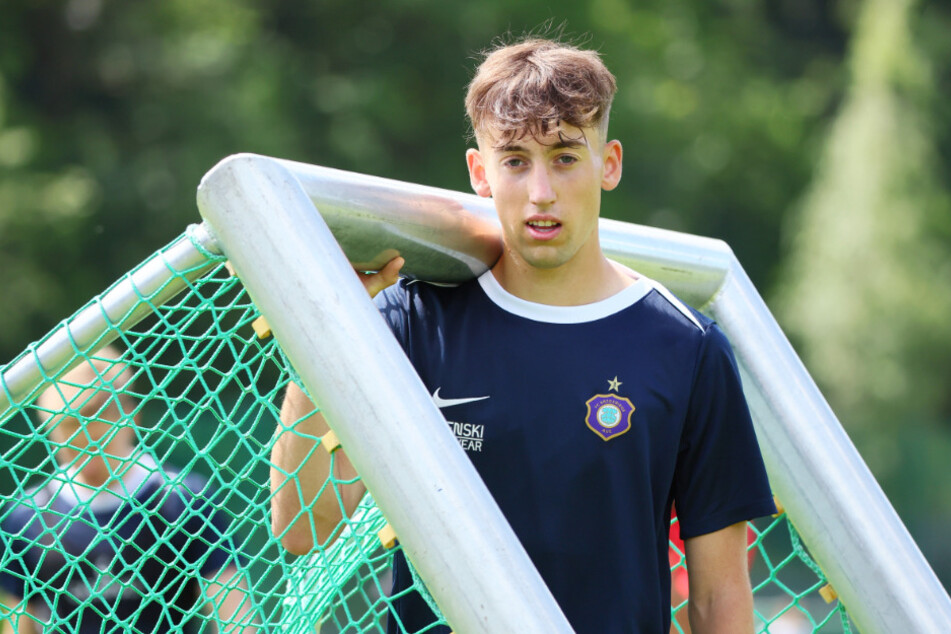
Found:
[197,154,575,634]
[4,151,948,632]
[274,158,503,281]
[0,224,220,415]
[712,262,951,633]
[260,154,951,633]
[272,159,734,308]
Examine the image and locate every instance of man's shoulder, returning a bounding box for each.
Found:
[158,469,215,500]
[0,481,60,535]
[1,492,42,529]
[130,467,213,509]
[393,276,472,297]
[638,279,715,335]
[376,276,478,313]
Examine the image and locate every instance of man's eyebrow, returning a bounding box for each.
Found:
[499,139,587,153]
[552,138,587,149]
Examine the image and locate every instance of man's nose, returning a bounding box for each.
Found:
[528,166,556,206]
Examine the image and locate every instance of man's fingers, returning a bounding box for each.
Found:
[362,257,404,297]
[379,257,405,284]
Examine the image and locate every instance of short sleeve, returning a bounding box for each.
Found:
[673,324,776,539]
[373,280,413,351]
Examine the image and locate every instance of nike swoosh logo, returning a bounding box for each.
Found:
[431,387,490,408]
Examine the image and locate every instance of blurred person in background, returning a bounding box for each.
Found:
[0,345,258,633]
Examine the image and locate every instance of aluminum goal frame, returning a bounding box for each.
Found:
[4,153,948,633]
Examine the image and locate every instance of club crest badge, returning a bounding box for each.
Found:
[585,384,635,441]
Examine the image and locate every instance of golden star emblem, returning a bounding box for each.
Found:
[607,376,622,392]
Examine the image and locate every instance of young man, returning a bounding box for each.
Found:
[271,37,775,633]
[0,346,258,633]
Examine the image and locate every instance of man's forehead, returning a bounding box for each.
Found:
[37,360,127,413]
[39,371,101,409]
[45,385,105,408]
[478,121,593,150]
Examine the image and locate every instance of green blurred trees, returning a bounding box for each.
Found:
[0,0,856,359]
[777,0,951,427]
[2,0,951,585]
[774,0,951,581]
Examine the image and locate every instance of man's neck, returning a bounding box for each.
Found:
[55,450,155,510]
[63,449,139,490]
[490,253,635,306]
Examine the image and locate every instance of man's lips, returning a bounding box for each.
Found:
[526,218,562,240]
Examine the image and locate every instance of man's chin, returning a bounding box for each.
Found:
[508,243,568,269]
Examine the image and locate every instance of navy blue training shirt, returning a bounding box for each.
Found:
[375,270,775,634]
[0,462,237,633]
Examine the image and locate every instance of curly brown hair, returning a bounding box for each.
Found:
[465,37,617,148]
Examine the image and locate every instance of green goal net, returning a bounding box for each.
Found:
[1,229,855,633]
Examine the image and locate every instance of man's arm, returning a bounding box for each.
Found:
[270,386,366,553]
[201,565,259,633]
[684,521,754,634]
[0,593,34,634]
[268,258,403,554]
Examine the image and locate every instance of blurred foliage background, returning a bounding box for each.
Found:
[2,0,950,591]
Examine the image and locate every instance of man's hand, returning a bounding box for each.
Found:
[357,257,404,298]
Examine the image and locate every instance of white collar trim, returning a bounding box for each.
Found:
[51,452,161,512]
[477,268,655,324]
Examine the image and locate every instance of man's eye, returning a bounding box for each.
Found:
[556,155,578,165]
[503,158,524,168]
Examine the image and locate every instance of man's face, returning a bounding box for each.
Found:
[47,396,134,488]
[466,122,622,273]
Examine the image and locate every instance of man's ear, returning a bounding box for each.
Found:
[466,148,492,198]
[601,139,623,192]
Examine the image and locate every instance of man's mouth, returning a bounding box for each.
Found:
[525,218,562,241]
[527,219,561,232]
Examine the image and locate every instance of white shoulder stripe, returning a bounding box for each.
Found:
[645,279,704,331]
[404,278,460,289]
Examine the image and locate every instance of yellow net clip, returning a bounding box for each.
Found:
[252,316,272,339]
[378,523,398,549]
[772,495,785,517]
[225,261,238,277]
[819,583,838,603]
[321,430,341,454]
